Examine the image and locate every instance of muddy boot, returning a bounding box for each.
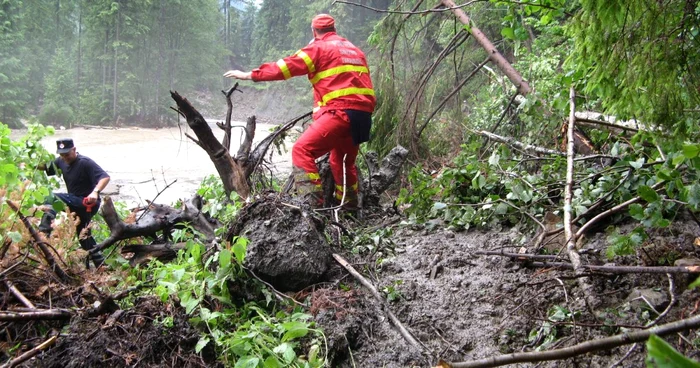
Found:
[293,166,323,208]
[38,208,56,237]
[80,238,105,269]
[335,183,359,214]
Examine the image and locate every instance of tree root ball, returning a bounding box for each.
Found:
[229,194,333,292]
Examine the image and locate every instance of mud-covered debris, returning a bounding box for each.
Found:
[230,193,332,291]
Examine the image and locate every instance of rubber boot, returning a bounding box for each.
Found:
[80,237,105,269]
[38,208,57,237]
[293,166,324,208]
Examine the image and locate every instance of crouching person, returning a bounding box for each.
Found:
[38,138,110,268]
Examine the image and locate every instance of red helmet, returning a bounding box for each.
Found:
[312,14,335,30]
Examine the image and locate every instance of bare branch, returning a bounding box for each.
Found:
[448,313,700,368]
[333,0,484,15]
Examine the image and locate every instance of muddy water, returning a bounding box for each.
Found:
[14,121,293,208]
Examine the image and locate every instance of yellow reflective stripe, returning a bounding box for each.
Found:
[307,172,321,180]
[320,87,375,106]
[295,50,315,73]
[277,59,291,80]
[310,65,369,85]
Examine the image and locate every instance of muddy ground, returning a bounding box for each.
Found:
[3,196,700,367]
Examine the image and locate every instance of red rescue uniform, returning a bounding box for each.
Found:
[251,31,376,207]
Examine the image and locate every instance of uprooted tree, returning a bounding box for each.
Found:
[83,87,409,291]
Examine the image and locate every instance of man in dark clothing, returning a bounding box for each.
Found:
[39,138,110,268]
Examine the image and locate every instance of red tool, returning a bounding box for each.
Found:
[82,197,96,213]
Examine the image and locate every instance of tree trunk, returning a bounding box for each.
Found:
[440,0,531,95]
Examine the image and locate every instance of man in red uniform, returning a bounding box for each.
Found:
[224,14,376,209]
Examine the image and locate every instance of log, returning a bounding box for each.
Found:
[171,90,250,198]
[121,242,187,266]
[363,146,409,206]
[440,0,531,95]
[93,196,216,252]
[0,309,72,321]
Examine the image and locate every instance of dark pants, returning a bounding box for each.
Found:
[39,193,105,267]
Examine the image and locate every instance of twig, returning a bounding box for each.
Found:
[4,281,35,309]
[0,309,72,321]
[564,86,599,311]
[474,251,566,261]
[527,261,700,274]
[0,335,57,368]
[575,181,665,237]
[5,200,70,282]
[333,0,483,14]
[447,313,700,368]
[644,274,676,327]
[332,253,429,354]
[136,179,177,222]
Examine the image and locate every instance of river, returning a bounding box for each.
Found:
[11,121,293,208]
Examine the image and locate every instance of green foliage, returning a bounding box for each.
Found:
[528,305,577,351]
[381,280,403,303]
[145,236,326,367]
[605,227,647,260]
[197,174,243,235]
[568,0,700,132]
[646,334,700,367]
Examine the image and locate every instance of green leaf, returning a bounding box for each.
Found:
[645,334,700,367]
[638,185,659,203]
[234,357,260,368]
[263,356,282,368]
[195,336,209,353]
[232,237,248,264]
[273,342,296,363]
[682,144,700,159]
[281,321,308,342]
[630,157,645,169]
[629,204,645,220]
[219,249,232,269]
[501,27,515,40]
[432,202,447,211]
[7,231,22,242]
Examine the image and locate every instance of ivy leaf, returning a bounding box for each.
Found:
[433,202,447,211]
[495,203,509,215]
[263,356,282,368]
[638,185,659,202]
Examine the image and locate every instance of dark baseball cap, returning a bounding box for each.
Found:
[56,138,75,154]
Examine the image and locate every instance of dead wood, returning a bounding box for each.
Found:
[441,0,531,95]
[5,200,70,282]
[564,86,600,310]
[4,281,35,309]
[527,261,700,274]
[170,90,250,198]
[474,251,565,261]
[93,196,215,253]
[121,242,187,266]
[0,309,72,321]
[575,181,666,238]
[446,313,700,368]
[0,335,57,368]
[362,146,409,207]
[332,253,429,355]
[219,83,241,151]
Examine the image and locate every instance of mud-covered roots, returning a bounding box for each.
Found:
[230,194,333,292]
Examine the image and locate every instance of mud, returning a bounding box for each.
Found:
[320,218,700,367]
